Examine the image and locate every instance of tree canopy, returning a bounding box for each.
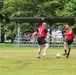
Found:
[0,0,76,42]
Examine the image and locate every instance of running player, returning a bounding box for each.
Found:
[31,22,55,58]
[63,23,75,58]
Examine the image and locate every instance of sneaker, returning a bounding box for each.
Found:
[42,55,48,58]
[66,53,69,58]
[63,53,67,56]
[37,55,41,58]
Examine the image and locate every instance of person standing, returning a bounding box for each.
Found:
[63,23,75,58]
[31,22,55,58]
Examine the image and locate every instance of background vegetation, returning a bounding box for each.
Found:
[0,0,76,42]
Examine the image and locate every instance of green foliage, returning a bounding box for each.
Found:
[64,0,76,16]
[0,0,76,42]
[64,0,76,31]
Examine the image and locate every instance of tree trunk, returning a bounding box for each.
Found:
[1,25,4,43]
[11,31,15,43]
[1,32,4,43]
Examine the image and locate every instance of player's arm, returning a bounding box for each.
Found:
[47,32,55,38]
[44,29,55,38]
[31,31,37,39]
[75,36,76,38]
[64,28,72,34]
[69,28,72,34]
[62,30,65,38]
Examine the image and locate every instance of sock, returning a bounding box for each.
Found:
[43,53,46,56]
[64,50,67,53]
[68,47,71,54]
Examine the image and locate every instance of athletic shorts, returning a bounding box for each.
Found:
[64,39,73,45]
[37,37,47,45]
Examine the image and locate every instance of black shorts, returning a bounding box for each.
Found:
[64,39,73,45]
[37,37,47,45]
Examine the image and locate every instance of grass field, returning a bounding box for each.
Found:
[0,45,76,75]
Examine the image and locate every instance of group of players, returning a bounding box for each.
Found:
[31,22,75,58]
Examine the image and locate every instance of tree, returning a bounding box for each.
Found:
[64,0,76,16]
[0,0,72,43]
[64,0,76,32]
[0,0,5,43]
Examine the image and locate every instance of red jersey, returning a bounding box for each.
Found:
[37,26,47,38]
[65,29,74,40]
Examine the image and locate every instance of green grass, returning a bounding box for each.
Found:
[0,46,76,75]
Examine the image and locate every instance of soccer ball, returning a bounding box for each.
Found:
[56,53,61,58]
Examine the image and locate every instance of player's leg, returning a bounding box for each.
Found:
[66,44,72,58]
[43,43,49,58]
[66,45,71,58]
[37,37,44,58]
[66,39,73,58]
[37,45,42,58]
[63,41,67,55]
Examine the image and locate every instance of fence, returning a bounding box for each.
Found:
[12,35,76,47]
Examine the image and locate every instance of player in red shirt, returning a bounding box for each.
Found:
[63,23,75,58]
[31,22,55,58]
